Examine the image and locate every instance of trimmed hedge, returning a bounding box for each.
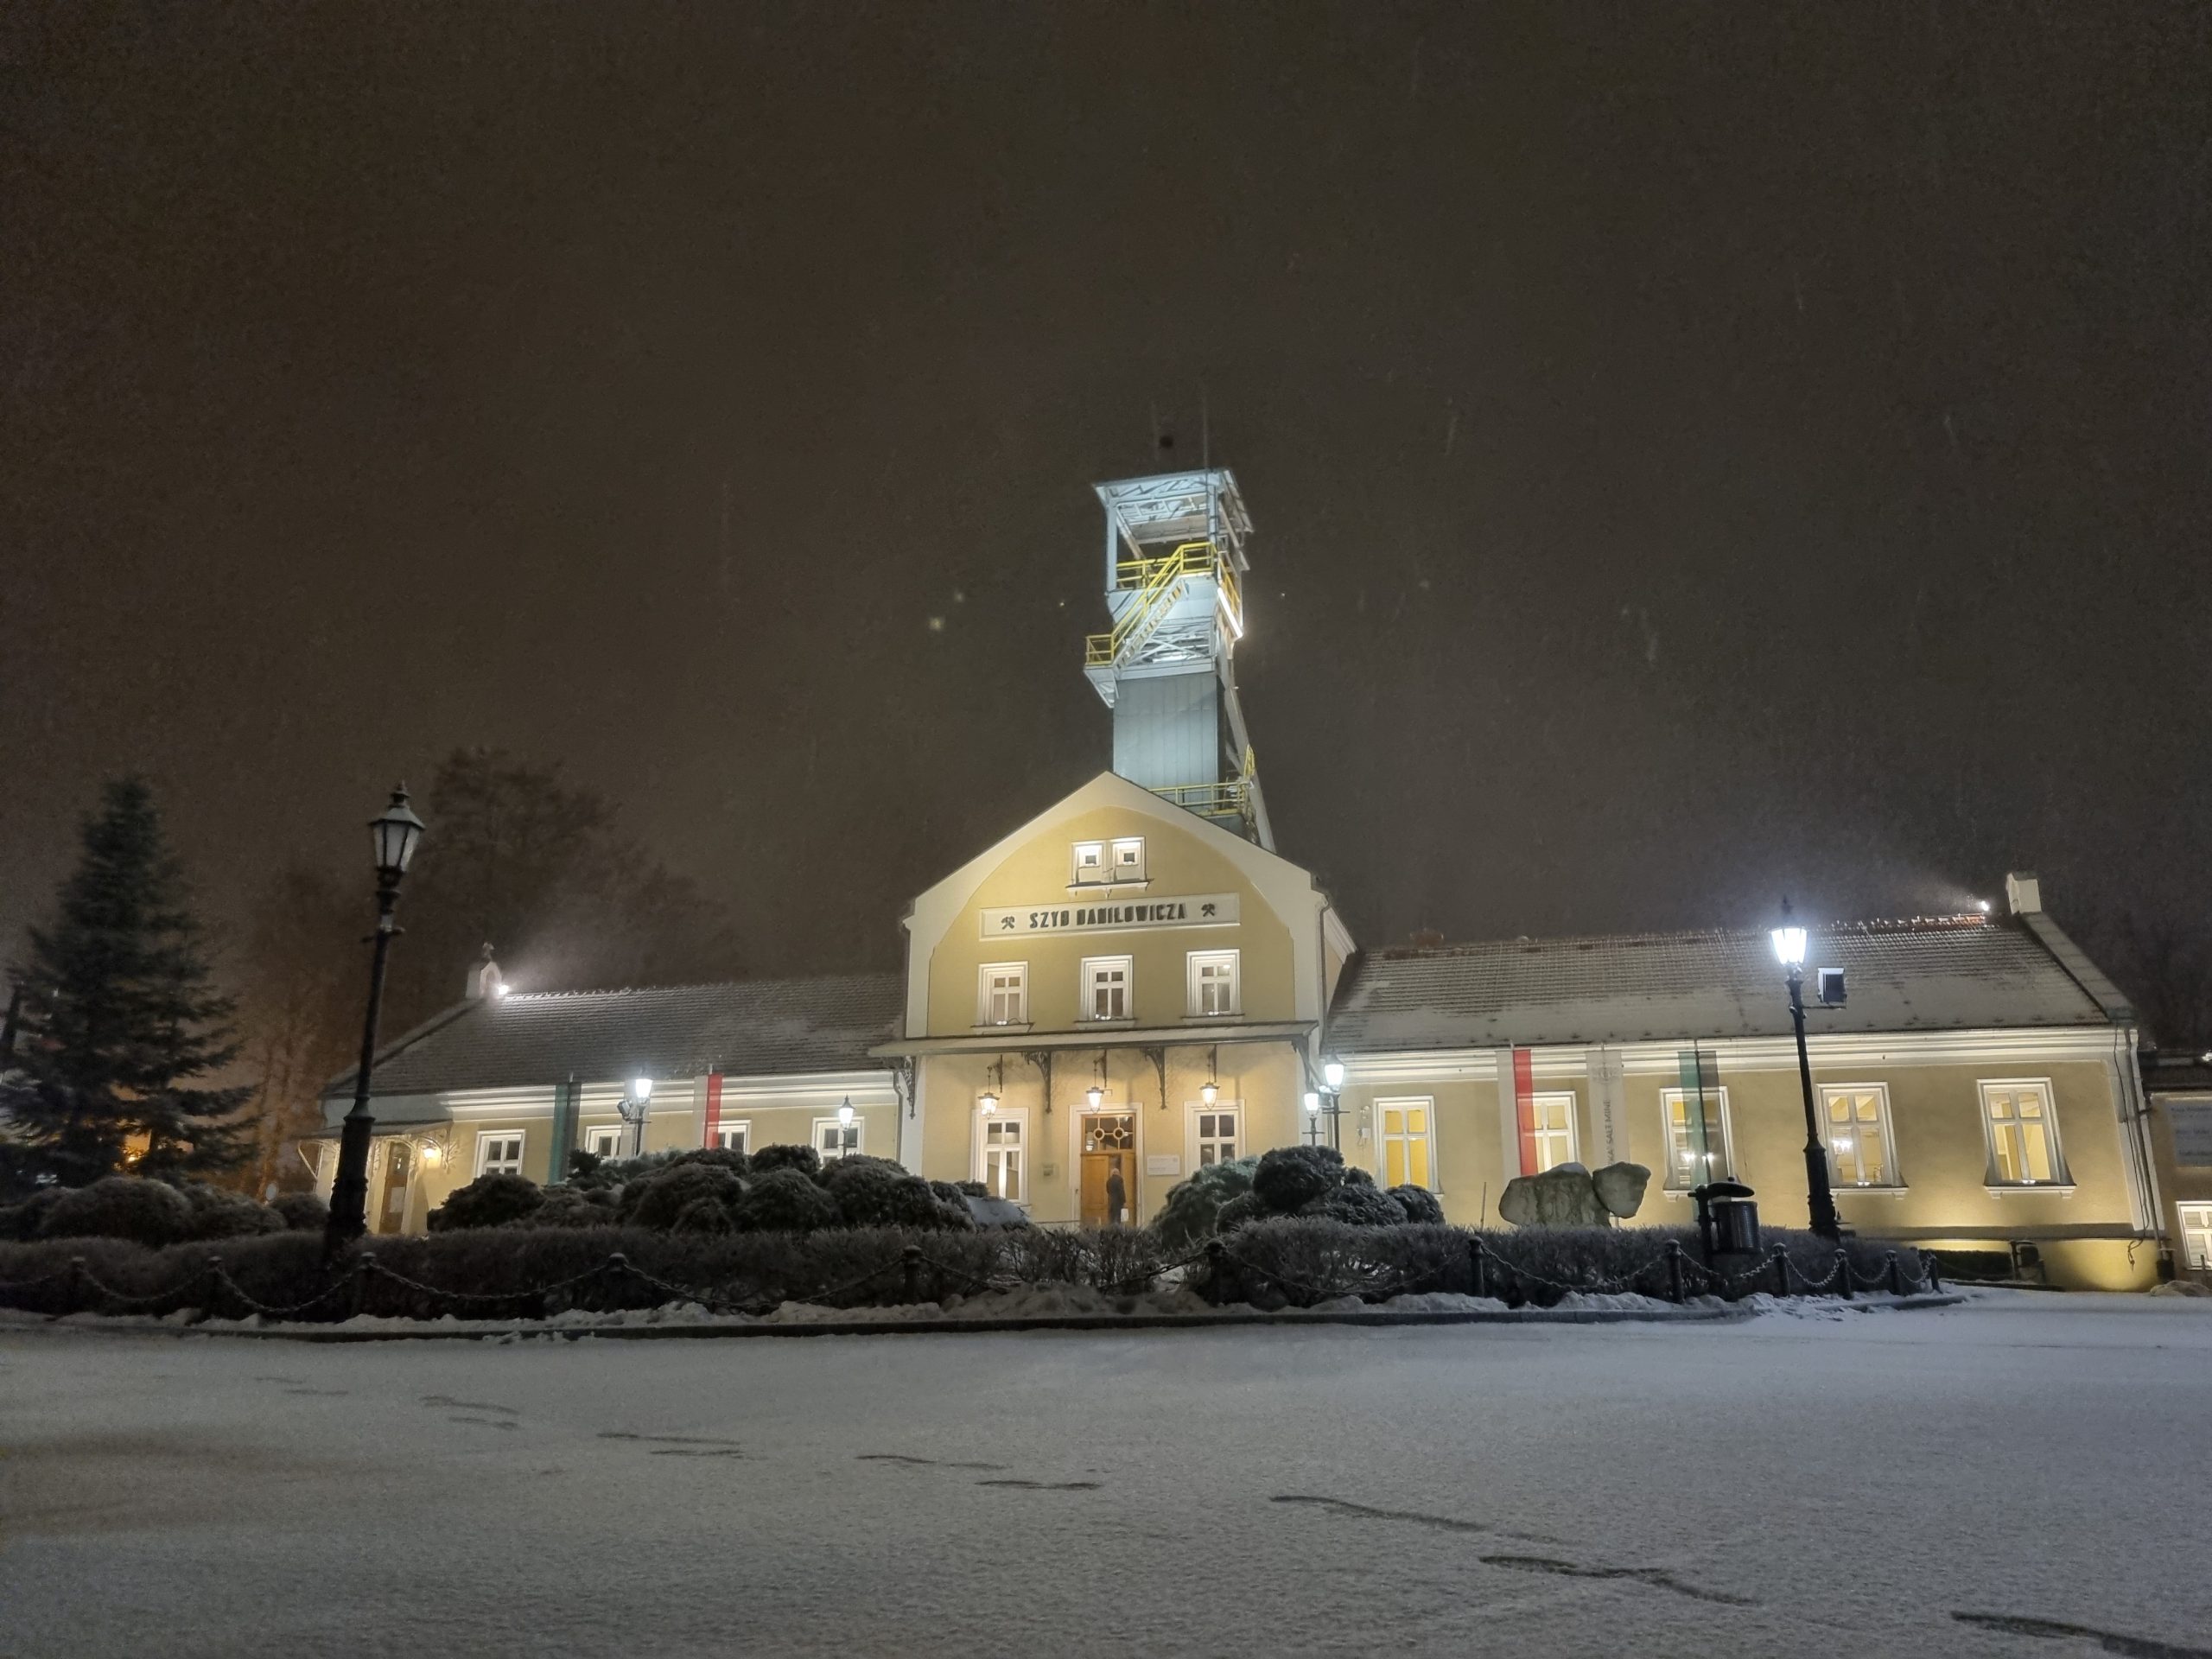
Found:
[0,1222,1174,1322]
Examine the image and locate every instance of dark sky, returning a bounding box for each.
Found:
[4,2,2208,989]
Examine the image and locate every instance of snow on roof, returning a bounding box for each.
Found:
[1326,915,2116,1053]
[327,972,904,1099]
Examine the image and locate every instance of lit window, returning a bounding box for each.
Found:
[1187,950,1240,1017]
[2179,1204,2212,1271]
[1195,1106,1240,1168]
[981,1113,1025,1202]
[1379,1098,1433,1189]
[582,1125,624,1160]
[1981,1082,2064,1185]
[1661,1088,1732,1187]
[812,1116,863,1161]
[1821,1085,1900,1186]
[978,963,1028,1027]
[1071,842,1107,885]
[1081,956,1132,1021]
[715,1122,751,1155]
[1528,1093,1579,1173]
[1110,837,1147,881]
[475,1131,525,1177]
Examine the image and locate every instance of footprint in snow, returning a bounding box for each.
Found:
[856,1452,1008,1471]
[422,1394,518,1415]
[1952,1612,2212,1659]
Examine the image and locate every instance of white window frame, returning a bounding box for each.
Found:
[2178,1203,2212,1272]
[1819,1084,1903,1189]
[1660,1087,1734,1189]
[975,1107,1029,1204]
[812,1116,864,1161]
[1071,841,1107,886]
[1527,1091,1579,1173]
[1109,836,1147,882]
[1080,955,1133,1022]
[1376,1096,1437,1191]
[1186,949,1241,1018]
[713,1121,752,1155]
[977,962,1029,1027]
[581,1124,625,1160]
[1978,1079,2069,1188]
[1189,1101,1242,1171]
[474,1130,525,1178]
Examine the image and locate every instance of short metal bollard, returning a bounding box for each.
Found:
[350,1250,376,1320]
[1885,1249,1904,1297]
[1834,1248,1853,1300]
[1469,1236,1490,1300]
[1770,1243,1790,1297]
[1920,1249,1942,1294]
[201,1252,226,1322]
[1204,1237,1231,1306]
[1664,1240,1686,1304]
[901,1243,923,1303]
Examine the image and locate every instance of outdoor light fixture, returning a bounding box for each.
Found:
[1086,1083,1104,1109]
[1304,1090,1320,1115]
[632,1077,653,1103]
[1772,898,1840,1242]
[370,786,427,880]
[978,1090,997,1113]
[419,1141,442,1167]
[1978,899,1993,914]
[979,1057,1004,1114]
[1324,1059,1345,1090]
[1771,920,1808,967]
[327,785,429,1255]
[617,1076,657,1158]
[1200,1079,1218,1106]
[838,1099,855,1127]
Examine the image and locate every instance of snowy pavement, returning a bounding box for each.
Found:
[3,1291,2208,1658]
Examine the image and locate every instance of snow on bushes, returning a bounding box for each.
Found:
[733,1167,842,1233]
[620,1163,746,1230]
[1389,1185,1445,1224]
[819,1155,972,1231]
[271,1192,329,1232]
[428,1172,545,1232]
[1153,1156,1257,1249]
[37,1177,196,1248]
[1251,1145,1342,1213]
[747,1143,821,1179]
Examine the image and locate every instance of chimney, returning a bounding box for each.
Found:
[467,944,505,1001]
[2004,872,2043,916]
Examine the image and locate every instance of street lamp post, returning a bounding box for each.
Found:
[1771,901,1840,1242]
[617,1077,656,1158]
[326,786,427,1255]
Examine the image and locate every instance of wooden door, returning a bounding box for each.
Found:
[1078,1115,1135,1227]
[378,1141,413,1235]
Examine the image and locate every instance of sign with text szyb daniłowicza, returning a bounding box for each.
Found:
[979,893,1240,939]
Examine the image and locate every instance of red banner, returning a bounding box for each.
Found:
[703,1071,723,1146]
[1512,1048,1538,1176]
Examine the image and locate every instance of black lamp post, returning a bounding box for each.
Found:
[325,785,426,1255]
[1771,900,1840,1242]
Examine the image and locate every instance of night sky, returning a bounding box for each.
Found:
[4,3,2208,989]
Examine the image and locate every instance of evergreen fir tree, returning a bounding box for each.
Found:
[4,778,249,1188]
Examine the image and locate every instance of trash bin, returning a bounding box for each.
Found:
[1693,1179,1759,1254]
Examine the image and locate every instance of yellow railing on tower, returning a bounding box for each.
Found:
[1086,541,1240,667]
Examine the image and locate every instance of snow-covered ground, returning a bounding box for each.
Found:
[3,1291,2207,1658]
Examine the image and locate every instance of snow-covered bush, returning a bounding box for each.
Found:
[672,1197,736,1234]
[821,1156,969,1230]
[427,1172,544,1233]
[1214,1191,1266,1232]
[1251,1145,1342,1214]
[1154,1157,1259,1249]
[37,1176,194,1247]
[271,1192,329,1232]
[622,1163,745,1230]
[1388,1185,1444,1224]
[525,1188,619,1229]
[180,1183,287,1241]
[0,1187,67,1242]
[1302,1183,1408,1228]
[671,1146,751,1176]
[747,1143,822,1179]
[734,1167,840,1233]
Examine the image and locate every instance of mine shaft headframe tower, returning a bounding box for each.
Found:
[1084,468,1274,851]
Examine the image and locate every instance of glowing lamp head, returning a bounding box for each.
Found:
[837,1099,855,1127]
[1323,1059,1345,1090]
[370,785,426,880]
[1199,1080,1218,1107]
[420,1141,442,1166]
[632,1076,653,1102]
[1086,1084,1104,1109]
[1771,926,1807,967]
[978,1089,997,1114]
[1304,1090,1321,1116]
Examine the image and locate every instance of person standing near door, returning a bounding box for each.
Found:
[1104,1160,1127,1228]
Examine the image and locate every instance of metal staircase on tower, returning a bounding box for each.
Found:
[1084,469,1274,850]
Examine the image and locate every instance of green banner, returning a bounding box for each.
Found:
[1675,1047,1722,1182]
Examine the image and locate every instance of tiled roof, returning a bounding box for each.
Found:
[327,973,904,1099]
[1327,916,2118,1054]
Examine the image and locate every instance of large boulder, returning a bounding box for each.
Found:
[1591,1161,1651,1220]
[1498,1166,1611,1228]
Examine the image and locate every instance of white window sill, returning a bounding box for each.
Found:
[1985,1182,2076,1197]
[1837,1185,1910,1197]
[1183,1011,1243,1023]
[1067,880,1151,894]
[973,1021,1033,1034]
[1078,1017,1137,1030]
